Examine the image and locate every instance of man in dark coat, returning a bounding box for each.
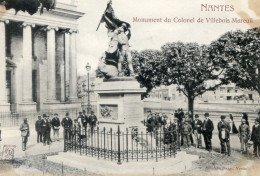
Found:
[89,111,98,131]
[41,114,51,145]
[147,113,156,133]
[250,119,260,157]
[217,115,231,155]
[81,110,88,132]
[61,112,73,151]
[20,118,30,151]
[47,114,52,142]
[35,115,42,143]
[192,114,203,148]
[202,112,214,152]
[52,113,61,141]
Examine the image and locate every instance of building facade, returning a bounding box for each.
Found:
[0,2,84,112]
[148,84,260,103]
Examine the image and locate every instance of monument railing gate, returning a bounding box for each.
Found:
[64,125,180,164]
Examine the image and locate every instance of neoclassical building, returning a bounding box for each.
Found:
[0,1,84,112]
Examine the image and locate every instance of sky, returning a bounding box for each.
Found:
[59,0,259,76]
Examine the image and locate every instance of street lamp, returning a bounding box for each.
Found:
[82,82,86,100]
[85,62,91,114]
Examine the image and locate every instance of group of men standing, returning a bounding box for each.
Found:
[161,109,260,157]
[173,110,214,151]
[35,113,61,146]
[146,111,169,132]
[77,110,98,131]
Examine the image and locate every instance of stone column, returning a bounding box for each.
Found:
[0,20,8,104]
[46,26,58,101]
[22,23,35,102]
[69,30,78,100]
[65,32,70,100]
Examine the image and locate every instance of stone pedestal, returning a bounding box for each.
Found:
[95,77,146,128]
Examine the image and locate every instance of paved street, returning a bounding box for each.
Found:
[0,126,64,159]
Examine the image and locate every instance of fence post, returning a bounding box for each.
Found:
[156,133,158,162]
[63,129,67,152]
[159,129,162,158]
[110,128,113,161]
[61,162,64,176]
[126,128,128,162]
[74,125,77,153]
[117,125,122,165]
[103,127,106,159]
[97,127,100,160]
[91,127,93,157]
[79,124,82,155]
[141,131,144,160]
[146,131,148,161]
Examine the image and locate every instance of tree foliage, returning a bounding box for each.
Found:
[0,0,56,15]
[215,27,260,94]
[133,49,165,96]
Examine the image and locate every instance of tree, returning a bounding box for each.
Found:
[158,42,230,118]
[133,49,165,97]
[0,0,56,15]
[215,27,260,95]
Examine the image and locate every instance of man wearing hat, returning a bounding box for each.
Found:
[217,115,231,155]
[35,115,42,143]
[61,112,73,151]
[202,112,214,151]
[20,118,30,151]
[52,113,61,141]
[41,114,51,145]
[89,111,98,132]
[81,110,88,133]
[238,118,250,153]
[250,119,260,157]
[147,113,156,133]
[192,114,203,148]
[47,114,53,143]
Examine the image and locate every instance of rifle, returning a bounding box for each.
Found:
[96,0,112,31]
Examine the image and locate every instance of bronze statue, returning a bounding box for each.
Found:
[97,1,135,79]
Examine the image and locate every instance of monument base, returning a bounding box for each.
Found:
[95,77,146,128]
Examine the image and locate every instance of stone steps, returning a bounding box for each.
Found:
[47,150,199,175]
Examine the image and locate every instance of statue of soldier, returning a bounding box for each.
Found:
[98,0,135,77]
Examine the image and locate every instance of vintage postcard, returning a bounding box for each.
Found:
[0,0,259,175]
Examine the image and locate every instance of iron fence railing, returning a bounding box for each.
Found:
[64,125,179,164]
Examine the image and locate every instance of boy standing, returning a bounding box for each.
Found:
[182,119,193,149]
[219,124,231,156]
[217,115,231,155]
[238,119,250,153]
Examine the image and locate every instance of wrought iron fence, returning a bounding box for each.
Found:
[0,109,81,127]
[64,125,179,164]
